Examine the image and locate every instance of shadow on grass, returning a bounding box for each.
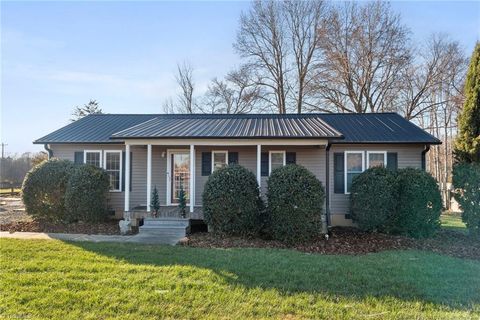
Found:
[71,241,480,310]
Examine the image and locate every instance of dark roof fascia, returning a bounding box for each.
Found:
[109,135,344,140]
[33,141,125,145]
[328,141,442,145]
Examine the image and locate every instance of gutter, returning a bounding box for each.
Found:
[421,145,430,171]
[44,144,53,159]
[324,142,332,231]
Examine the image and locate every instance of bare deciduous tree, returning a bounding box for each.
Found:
[312,1,410,113]
[234,0,329,114]
[234,0,288,113]
[283,0,327,113]
[175,61,196,114]
[203,66,265,114]
[397,34,467,120]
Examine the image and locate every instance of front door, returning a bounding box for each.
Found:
[168,151,190,204]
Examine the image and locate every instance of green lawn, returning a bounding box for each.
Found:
[441,212,468,234]
[1,239,479,319]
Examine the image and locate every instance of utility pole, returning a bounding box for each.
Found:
[1,143,7,159]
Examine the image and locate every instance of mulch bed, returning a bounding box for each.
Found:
[1,219,120,235]
[184,227,480,261]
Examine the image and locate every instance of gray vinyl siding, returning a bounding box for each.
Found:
[329,144,424,218]
[50,144,149,217]
[50,142,425,226]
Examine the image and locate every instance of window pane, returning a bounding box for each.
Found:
[346,153,362,172]
[270,152,284,172]
[106,153,120,170]
[213,152,227,171]
[109,171,120,190]
[86,152,101,167]
[105,152,121,191]
[347,173,360,193]
[369,153,385,168]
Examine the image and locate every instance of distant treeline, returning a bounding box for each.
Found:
[0,152,48,185]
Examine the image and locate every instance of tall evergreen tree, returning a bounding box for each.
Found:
[454,42,480,163]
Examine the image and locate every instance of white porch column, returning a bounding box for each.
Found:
[146,144,152,212]
[124,144,131,212]
[189,144,195,213]
[257,144,262,188]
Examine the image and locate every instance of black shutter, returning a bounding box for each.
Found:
[261,152,269,176]
[74,151,84,164]
[228,152,239,165]
[387,152,398,171]
[421,152,426,171]
[286,152,296,164]
[333,153,344,194]
[121,151,133,191]
[202,152,212,176]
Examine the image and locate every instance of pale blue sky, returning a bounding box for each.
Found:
[1,1,479,154]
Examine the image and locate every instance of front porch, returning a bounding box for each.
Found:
[120,139,331,230]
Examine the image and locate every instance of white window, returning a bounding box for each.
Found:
[84,150,102,167]
[212,151,228,172]
[345,151,364,194]
[104,151,122,192]
[269,151,286,174]
[367,151,387,169]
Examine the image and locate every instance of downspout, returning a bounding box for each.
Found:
[421,145,430,171]
[44,144,53,159]
[324,142,332,231]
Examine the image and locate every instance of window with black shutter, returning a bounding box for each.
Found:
[333,153,344,193]
[201,152,212,176]
[286,152,296,164]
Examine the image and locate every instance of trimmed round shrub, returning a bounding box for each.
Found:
[266,164,325,243]
[203,165,264,236]
[389,168,442,238]
[350,167,397,232]
[64,164,110,223]
[453,163,480,237]
[22,158,75,221]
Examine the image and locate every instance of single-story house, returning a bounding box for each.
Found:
[34,113,440,227]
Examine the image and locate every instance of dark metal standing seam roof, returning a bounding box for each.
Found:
[34,114,158,144]
[110,114,343,139]
[33,112,441,145]
[318,113,441,144]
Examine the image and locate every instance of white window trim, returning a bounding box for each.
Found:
[367,151,387,169]
[83,150,102,167]
[211,150,228,172]
[344,151,365,194]
[269,150,286,174]
[104,150,122,192]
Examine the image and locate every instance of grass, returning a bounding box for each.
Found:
[441,212,467,234]
[1,239,479,319]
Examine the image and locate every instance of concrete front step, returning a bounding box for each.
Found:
[139,218,190,239]
[143,218,189,226]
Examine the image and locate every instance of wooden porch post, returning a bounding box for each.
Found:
[257,144,261,189]
[190,144,195,213]
[124,144,130,212]
[146,144,152,212]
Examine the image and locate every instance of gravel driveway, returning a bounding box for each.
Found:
[0,196,31,224]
